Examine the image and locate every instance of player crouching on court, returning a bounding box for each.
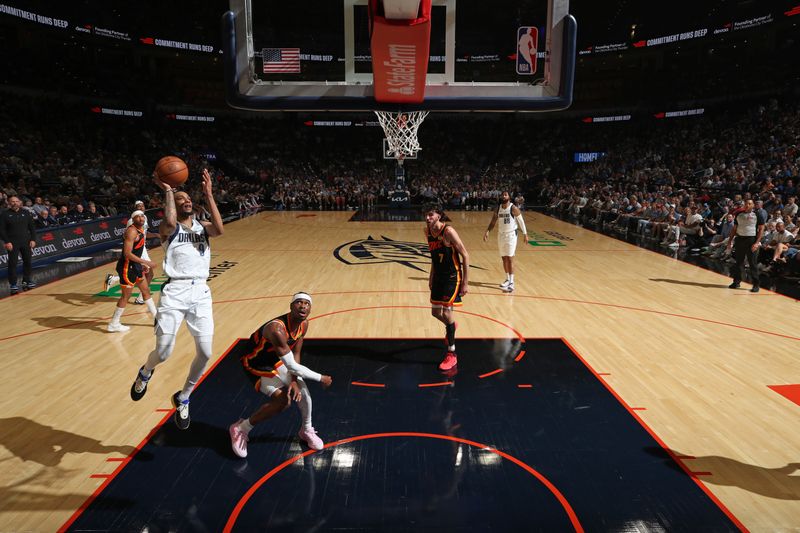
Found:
[107,210,158,332]
[228,292,333,458]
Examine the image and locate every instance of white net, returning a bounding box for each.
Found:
[374,110,430,160]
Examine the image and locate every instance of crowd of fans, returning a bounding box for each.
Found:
[539,98,800,280]
[0,92,535,219]
[2,90,799,286]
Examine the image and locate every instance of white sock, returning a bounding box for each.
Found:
[506,273,511,281]
[111,306,124,324]
[448,344,456,352]
[238,418,254,434]
[144,298,157,317]
[296,379,313,430]
[509,274,515,283]
[180,335,213,400]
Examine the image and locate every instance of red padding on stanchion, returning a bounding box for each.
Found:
[369,0,432,104]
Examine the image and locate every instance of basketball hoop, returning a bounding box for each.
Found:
[375,110,429,161]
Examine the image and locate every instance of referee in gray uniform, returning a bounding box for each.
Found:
[726,198,765,293]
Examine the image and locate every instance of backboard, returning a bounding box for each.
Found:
[222,0,575,112]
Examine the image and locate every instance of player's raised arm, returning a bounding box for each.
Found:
[154,174,177,239]
[200,168,224,237]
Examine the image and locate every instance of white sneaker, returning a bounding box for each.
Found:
[229,420,249,458]
[499,279,511,289]
[668,242,680,248]
[298,426,324,450]
[297,428,325,450]
[503,283,515,293]
[107,322,130,332]
[134,295,145,305]
[104,275,120,291]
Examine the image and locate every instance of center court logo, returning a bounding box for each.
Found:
[334,236,484,272]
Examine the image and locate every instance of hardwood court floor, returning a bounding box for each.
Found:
[0,210,798,531]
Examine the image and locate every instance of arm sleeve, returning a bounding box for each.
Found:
[279,350,322,382]
[515,214,527,235]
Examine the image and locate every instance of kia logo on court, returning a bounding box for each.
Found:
[334,236,484,273]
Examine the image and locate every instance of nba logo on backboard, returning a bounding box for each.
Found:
[516,26,538,75]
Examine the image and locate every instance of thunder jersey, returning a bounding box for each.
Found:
[162,218,210,280]
[427,223,461,279]
[241,314,307,376]
[497,202,518,234]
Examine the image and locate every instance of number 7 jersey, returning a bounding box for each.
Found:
[427,223,461,279]
[162,218,211,280]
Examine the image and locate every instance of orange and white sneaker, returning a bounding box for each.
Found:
[229,420,249,458]
[439,352,458,371]
[298,426,324,450]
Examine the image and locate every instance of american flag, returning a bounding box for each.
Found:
[262,48,300,73]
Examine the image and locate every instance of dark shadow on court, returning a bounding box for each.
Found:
[29,316,149,332]
[649,278,731,289]
[146,420,295,460]
[0,417,135,467]
[466,281,507,290]
[1,464,132,513]
[46,292,104,307]
[645,447,800,500]
[0,485,132,513]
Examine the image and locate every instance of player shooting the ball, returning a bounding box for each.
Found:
[128,166,225,431]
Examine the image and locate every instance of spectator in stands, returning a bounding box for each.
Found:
[56,206,71,225]
[35,208,57,228]
[86,202,102,219]
[71,203,92,223]
[783,197,798,219]
[763,221,794,268]
[32,197,48,216]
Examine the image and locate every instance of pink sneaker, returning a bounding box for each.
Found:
[298,426,324,450]
[439,352,458,371]
[229,420,249,458]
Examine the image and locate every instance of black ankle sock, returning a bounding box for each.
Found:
[446,322,456,346]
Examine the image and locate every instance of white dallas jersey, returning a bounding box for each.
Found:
[497,203,518,235]
[162,218,210,280]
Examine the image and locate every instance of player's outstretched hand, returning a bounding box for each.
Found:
[320,375,333,388]
[201,168,214,197]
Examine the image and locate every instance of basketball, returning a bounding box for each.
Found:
[154,156,188,188]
